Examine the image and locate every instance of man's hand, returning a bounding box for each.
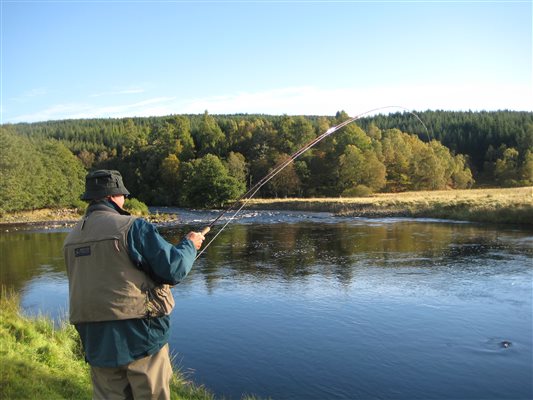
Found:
[186,231,205,250]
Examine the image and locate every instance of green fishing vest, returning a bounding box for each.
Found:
[63,208,175,324]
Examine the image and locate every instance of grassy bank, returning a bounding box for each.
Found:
[0,207,177,228]
[0,208,81,225]
[1,187,531,227]
[0,288,214,400]
[245,187,533,225]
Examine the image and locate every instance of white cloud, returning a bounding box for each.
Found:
[177,84,533,116]
[7,83,532,123]
[10,103,93,123]
[10,97,177,122]
[89,97,177,116]
[89,88,146,98]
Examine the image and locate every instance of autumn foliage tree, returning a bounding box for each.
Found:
[4,110,531,211]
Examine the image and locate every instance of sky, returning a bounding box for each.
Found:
[1,0,532,123]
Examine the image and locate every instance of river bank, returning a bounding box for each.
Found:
[1,187,531,228]
[0,288,215,400]
[0,208,179,231]
[245,187,533,226]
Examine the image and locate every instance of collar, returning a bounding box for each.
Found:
[86,199,131,216]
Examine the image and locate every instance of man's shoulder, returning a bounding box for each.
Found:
[128,217,159,240]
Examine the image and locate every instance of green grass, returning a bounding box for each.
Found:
[0,287,91,399]
[0,287,216,400]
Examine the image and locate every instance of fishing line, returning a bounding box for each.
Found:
[195,105,430,259]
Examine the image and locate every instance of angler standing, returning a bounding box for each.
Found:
[63,170,205,400]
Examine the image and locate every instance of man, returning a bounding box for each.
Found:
[63,170,205,400]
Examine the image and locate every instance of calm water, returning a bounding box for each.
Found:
[1,210,532,400]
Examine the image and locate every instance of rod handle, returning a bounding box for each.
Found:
[201,226,211,236]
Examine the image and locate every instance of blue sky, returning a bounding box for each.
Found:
[2,0,531,123]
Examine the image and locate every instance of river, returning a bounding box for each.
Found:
[1,209,532,400]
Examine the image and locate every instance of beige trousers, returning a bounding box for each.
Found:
[90,344,172,400]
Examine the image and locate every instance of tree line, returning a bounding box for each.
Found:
[0,127,86,213]
[1,110,531,212]
[358,110,533,183]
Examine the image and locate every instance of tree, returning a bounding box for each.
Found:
[77,150,95,169]
[338,145,386,195]
[294,159,311,196]
[0,128,85,212]
[37,140,86,207]
[451,154,474,189]
[519,150,533,185]
[121,118,146,156]
[367,122,382,140]
[247,120,277,161]
[335,124,372,154]
[193,111,226,156]
[148,116,194,159]
[160,154,181,203]
[267,154,302,197]
[410,146,446,190]
[225,152,248,184]
[277,115,315,154]
[338,145,365,194]
[166,116,195,160]
[178,154,245,208]
[0,128,43,211]
[382,129,413,191]
[428,140,456,186]
[494,147,520,186]
[362,150,387,192]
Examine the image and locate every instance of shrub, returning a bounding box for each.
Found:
[342,185,373,197]
[124,198,149,216]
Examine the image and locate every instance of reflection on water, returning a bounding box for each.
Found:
[1,212,532,400]
[162,220,532,291]
[1,230,67,291]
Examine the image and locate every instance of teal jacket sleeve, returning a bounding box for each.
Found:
[127,218,197,285]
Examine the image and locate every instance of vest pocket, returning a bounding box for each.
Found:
[144,285,175,317]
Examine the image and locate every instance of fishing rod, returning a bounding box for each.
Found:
[196,105,430,259]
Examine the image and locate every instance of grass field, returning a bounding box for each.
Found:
[244,187,533,225]
[0,288,215,400]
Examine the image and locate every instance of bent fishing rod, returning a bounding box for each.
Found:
[196,105,430,259]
